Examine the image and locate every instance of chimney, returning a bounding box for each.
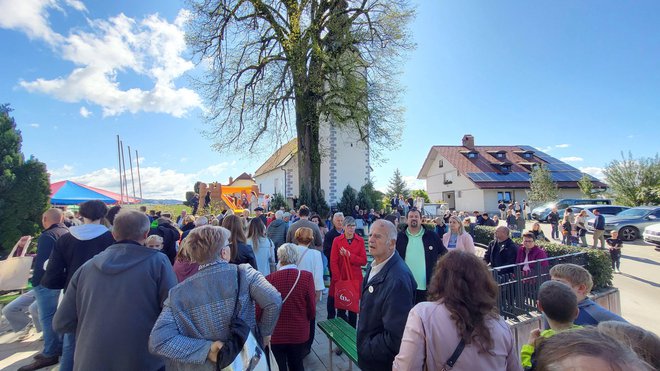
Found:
[462,134,475,149]
[229,176,234,184]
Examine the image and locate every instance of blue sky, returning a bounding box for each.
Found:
[1,1,659,200]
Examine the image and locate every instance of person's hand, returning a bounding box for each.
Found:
[528,328,541,345]
[340,247,347,256]
[262,335,271,348]
[207,341,224,363]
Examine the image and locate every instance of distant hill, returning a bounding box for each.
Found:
[140,199,184,205]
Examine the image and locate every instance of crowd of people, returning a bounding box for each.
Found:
[1,200,657,371]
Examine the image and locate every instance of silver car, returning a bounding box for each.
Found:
[587,206,660,241]
[642,222,660,248]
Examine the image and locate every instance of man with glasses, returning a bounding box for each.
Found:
[395,208,447,304]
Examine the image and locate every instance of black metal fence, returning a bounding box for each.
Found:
[491,252,587,321]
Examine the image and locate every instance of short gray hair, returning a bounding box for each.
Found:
[275,210,284,220]
[333,212,344,220]
[277,243,300,265]
[113,210,150,241]
[374,219,397,243]
[195,216,209,227]
[343,216,356,226]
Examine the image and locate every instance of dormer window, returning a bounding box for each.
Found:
[468,152,478,159]
[460,150,479,159]
[496,153,505,159]
[523,153,532,159]
[500,165,511,173]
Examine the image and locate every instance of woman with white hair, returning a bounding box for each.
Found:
[150,225,282,370]
[265,244,316,370]
[442,215,476,254]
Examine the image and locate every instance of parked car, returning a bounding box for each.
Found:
[532,199,612,222]
[587,206,660,241]
[643,223,660,248]
[559,204,629,220]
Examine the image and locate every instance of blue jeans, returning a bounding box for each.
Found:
[2,290,39,332]
[61,332,76,371]
[33,285,62,357]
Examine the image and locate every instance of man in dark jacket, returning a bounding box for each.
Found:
[266,210,288,249]
[395,208,447,304]
[18,209,69,371]
[484,226,519,275]
[148,212,180,264]
[53,210,177,371]
[358,220,416,371]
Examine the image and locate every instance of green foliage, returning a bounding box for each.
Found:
[0,106,51,254]
[474,225,613,290]
[604,152,660,206]
[338,185,358,216]
[528,164,559,204]
[411,189,430,203]
[578,174,595,198]
[269,193,288,211]
[386,168,410,199]
[314,188,330,218]
[357,181,380,211]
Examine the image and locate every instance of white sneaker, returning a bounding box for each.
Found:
[616,268,621,274]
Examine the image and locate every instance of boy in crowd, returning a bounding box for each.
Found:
[550,264,626,325]
[521,280,581,369]
[606,230,623,273]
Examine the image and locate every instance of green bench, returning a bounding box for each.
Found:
[317,318,358,370]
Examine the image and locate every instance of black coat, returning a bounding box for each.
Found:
[358,251,416,371]
[484,238,519,274]
[395,227,447,287]
[230,242,258,271]
[149,222,180,265]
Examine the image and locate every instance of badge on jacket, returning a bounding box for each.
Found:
[428,246,433,250]
[368,286,374,293]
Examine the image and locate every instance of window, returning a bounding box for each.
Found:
[468,152,478,159]
[438,159,444,168]
[500,165,511,173]
[274,178,279,194]
[498,192,512,202]
[523,153,533,159]
[444,172,453,184]
[496,152,505,159]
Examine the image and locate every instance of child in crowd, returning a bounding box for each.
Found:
[521,280,581,369]
[550,264,627,326]
[567,230,579,247]
[598,321,660,370]
[145,235,163,250]
[606,230,623,273]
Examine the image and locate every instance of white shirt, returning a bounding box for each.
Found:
[293,245,325,291]
[367,249,396,283]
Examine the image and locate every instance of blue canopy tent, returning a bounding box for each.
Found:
[50,180,139,205]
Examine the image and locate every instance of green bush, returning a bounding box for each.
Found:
[473,226,614,290]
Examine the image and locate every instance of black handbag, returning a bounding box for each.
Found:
[215,266,256,370]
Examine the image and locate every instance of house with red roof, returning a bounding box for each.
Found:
[417,135,606,213]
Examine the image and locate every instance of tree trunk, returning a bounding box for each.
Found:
[295,90,321,210]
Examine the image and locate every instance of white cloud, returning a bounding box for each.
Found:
[555,144,570,148]
[79,106,91,117]
[560,157,583,162]
[402,175,425,190]
[48,164,75,179]
[49,162,233,200]
[579,167,605,181]
[29,123,40,128]
[2,3,202,117]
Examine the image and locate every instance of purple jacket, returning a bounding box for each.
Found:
[515,245,549,272]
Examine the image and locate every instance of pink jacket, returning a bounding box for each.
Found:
[393,302,522,371]
[442,232,476,254]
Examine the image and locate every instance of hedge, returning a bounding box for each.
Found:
[473,226,613,290]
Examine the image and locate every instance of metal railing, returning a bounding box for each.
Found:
[490,252,587,321]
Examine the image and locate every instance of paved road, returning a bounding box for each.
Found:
[534,221,660,334]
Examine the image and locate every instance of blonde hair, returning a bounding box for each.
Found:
[294,227,314,246]
[448,216,466,235]
[186,225,230,264]
[550,263,594,292]
[145,235,163,249]
[598,321,660,369]
[277,243,300,266]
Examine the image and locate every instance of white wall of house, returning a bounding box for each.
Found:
[256,168,285,196]
[425,153,480,206]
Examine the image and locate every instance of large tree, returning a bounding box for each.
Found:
[186,0,414,212]
[604,152,660,206]
[0,105,51,254]
[527,164,559,205]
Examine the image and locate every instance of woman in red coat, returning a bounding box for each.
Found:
[330,216,367,328]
